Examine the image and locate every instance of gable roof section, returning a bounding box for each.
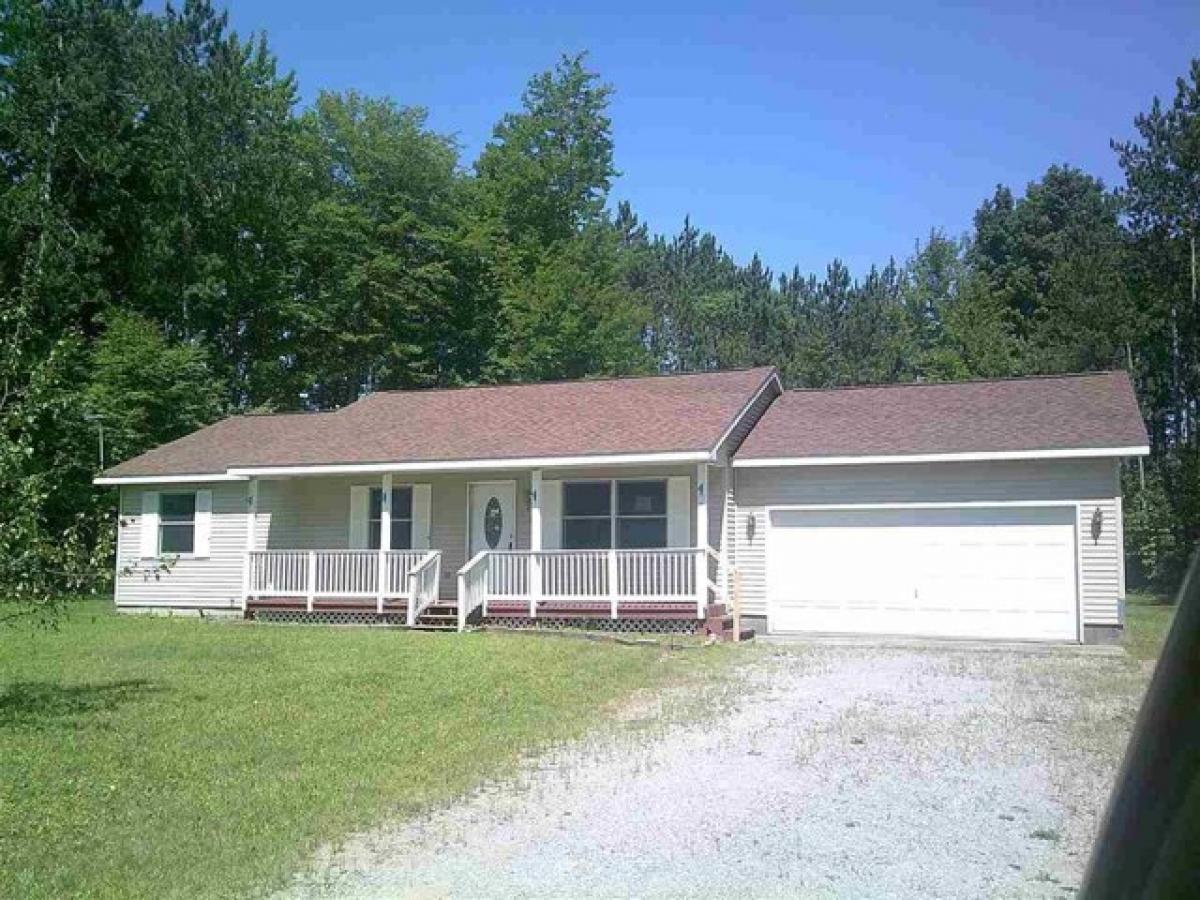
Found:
[98,367,780,481]
[733,371,1148,466]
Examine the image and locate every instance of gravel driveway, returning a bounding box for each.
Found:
[282,642,1150,899]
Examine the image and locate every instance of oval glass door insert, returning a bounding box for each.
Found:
[484,497,503,548]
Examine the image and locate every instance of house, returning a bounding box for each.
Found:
[95,367,1149,643]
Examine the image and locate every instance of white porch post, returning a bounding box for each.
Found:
[719,461,732,607]
[608,549,619,619]
[695,463,708,618]
[306,550,316,612]
[530,469,542,617]
[378,473,392,613]
[241,478,258,612]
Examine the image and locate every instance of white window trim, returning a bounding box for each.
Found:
[561,478,669,550]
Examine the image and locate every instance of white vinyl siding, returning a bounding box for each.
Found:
[733,458,1125,627]
[116,482,247,609]
[1078,496,1122,625]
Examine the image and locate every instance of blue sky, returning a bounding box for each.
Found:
[206,0,1196,277]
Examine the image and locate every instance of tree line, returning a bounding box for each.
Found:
[2,0,1197,617]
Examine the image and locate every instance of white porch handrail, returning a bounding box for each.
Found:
[704,544,724,608]
[475,548,709,618]
[247,549,429,605]
[406,551,442,626]
[456,551,489,632]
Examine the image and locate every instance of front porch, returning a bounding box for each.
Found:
[242,545,721,631]
[239,461,729,631]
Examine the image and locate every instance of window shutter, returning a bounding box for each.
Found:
[412,484,431,550]
[349,486,370,548]
[140,491,160,558]
[667,476,691,547]
[541,480,562,549]
[193,490,213,558]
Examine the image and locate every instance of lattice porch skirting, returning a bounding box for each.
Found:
[481,615,702,635]
[249,609,408,627]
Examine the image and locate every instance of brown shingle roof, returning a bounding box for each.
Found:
[102,367,778,477]
[734,371,1148,462]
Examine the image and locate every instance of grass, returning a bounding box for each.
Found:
[1124,589,1176,663]
[0,600,728,899]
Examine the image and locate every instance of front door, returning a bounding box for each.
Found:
[468,481,517,558]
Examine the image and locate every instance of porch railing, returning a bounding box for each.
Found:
[458,548,719,621]
[406,551,442,626]
[457,551,489,632]
[246,549,436,614]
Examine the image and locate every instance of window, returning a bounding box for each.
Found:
[562,481,612,549]
[617,480,667,548]
[369,487,413,550]
[561,479,669,550]
[159,492,196,554]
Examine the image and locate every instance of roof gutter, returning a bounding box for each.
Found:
[93,473,249,486]
[225,450,712,478]
[732,445,1151,468]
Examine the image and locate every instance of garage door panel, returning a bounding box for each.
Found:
[767,506,1078,642]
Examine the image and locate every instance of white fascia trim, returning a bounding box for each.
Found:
[94,473,248,486]
[227,450,711,478]
[710,372,783,460]
[733,446,1151,468]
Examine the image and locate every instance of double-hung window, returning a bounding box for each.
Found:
[616,480,668,548]
[561,479,668,550]
[158,492,196,554]
[562,481,612,549]
[369,487,413,550]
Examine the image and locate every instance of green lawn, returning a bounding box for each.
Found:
[1124,590,1177,663]
[0,601,724,899]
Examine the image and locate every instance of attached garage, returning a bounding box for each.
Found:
[729,373,1150,644]
[766,505,1079,641]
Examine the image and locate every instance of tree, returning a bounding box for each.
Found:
[0,0,298,621]
[475,53,616,252]
[133,1,300,407]
[288,91,477,406]
[86,310,225,465]
[968,166,1130,373]
[904,232,1021,380]
[1115,59,1200,448]
[491,225,649,380]
[1123,467,1185,593]
[475,54,645,380]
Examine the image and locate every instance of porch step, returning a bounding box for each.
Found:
[412,602,459,631]
[702,608,755,643]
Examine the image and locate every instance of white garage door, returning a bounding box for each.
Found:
[767,506,1079,641]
